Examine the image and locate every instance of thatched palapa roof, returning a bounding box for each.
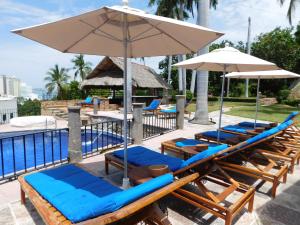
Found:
[81,57,169,89]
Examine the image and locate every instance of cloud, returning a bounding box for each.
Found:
[210,0,300,43]
[1,0,300,88]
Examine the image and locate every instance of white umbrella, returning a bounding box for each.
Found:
[12,1,223,187]
[226,70,300,127]
[174,43,278,141]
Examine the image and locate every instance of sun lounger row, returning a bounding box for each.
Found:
[18,111,299,225]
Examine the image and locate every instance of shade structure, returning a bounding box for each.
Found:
[226,70,300,127]
[12,3,223,187]
[12,6,223,57]
[174,43,278,141]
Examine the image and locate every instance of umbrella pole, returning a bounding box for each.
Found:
[217,65,227,142]
[122,12,130,189]
[254,77,260,128]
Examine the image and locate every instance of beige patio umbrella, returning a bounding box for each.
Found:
[226,70,300,127]
[12,1,223,187]
[174,43,278,141]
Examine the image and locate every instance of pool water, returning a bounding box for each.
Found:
[0,130,123,177]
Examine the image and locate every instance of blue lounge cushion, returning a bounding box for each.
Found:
[113,146,184,172]
[277,120,293,131]
[245,126,279,145]
[238,122,269,128]
[160,108,177,113]
[144,99,161,110]
[222,125,249,134]
[181,144,228,168]
[84,97,93,104]
[284,111,299,122]
[25,164,173,223]
[176,139,218,147]
[202,131,237,141]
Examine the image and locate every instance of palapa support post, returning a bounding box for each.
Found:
[176,95,185,129]
[68,106,82,163]
[132,103,144,145]
[93,97,98,115]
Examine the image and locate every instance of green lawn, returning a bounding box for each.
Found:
[186,102,299,122]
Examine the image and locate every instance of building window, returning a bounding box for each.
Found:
[3,114,6,122]
[10,113,14,119]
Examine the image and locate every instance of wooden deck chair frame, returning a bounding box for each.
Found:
[19,165,198,225]
[162,134,289,198]
[161,138,212,159]
[212,131,289,198]
[105,145,255,225]
[195,122,300,171]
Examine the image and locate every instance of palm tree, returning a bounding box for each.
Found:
[44,64,70,99]
[191,0,218,124]
[71,54,92,81]
[278,0,298,24]
[149,0,193,95]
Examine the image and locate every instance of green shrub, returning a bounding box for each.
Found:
[18,99,41,116]
[276,89,290,103]
[223,97,257,103]
[283,99,300,107]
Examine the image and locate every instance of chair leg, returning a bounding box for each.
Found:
[147,204,171,225]
[248,194,255,213]
[105,159,109,175]
[225,211,233,225]
[272,178,279,198]
[21,187,26,205]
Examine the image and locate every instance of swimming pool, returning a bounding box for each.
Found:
[0,129,124,178]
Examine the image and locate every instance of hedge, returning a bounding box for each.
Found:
[192,97,257,103]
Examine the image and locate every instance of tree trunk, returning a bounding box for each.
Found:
[191,0,210,124]
[190,54,197,94]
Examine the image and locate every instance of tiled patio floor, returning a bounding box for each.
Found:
[0,110,299,225]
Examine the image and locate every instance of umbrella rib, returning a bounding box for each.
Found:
[130,23,162,41]
[141,18,194,53]
[62,9,120,53]
[79,19,122,42]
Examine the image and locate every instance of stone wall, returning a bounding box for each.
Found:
[259,98,277,106]
[41,99,117,117]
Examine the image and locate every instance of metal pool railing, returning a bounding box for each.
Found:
[0,128,69,182]
[81,119,133,158]
[143,112,176,140]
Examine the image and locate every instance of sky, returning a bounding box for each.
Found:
[0,0,300,88]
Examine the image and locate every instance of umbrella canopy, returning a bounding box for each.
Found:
[174,43,278,142]
[12,3,223,187]
[174,44,278,72]
[225,70,300,79]
[225,70,300,127]
[12,6,223,57]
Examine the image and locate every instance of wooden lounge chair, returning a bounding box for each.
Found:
[163,127,291,198]
[19,164,197,225]
[105,145,255,225]
[161,137,219,159]
[196,120,300,173]
[237,111,299,129]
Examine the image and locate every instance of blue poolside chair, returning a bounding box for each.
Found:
[105,144,256,225]
[195,120,294,145]
[237,111,299,129]
[143,99,161,112]
[20,164,196,225]
[109,145,229,173]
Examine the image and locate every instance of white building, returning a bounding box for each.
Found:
[0,96,18,124]
[0,75,21,97]
[20,82,38,99]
